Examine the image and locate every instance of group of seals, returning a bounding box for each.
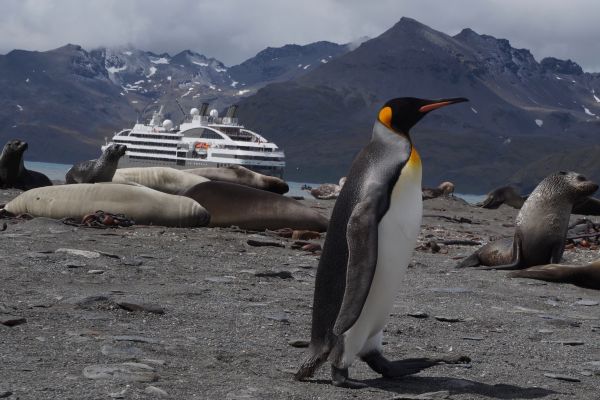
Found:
[3,183,210,227]
[112,167,209,194]
[65,144,127,183]
[184,165,289,194]
[0,139,52,190]
[296,97,470,388]
[458,171,598,270]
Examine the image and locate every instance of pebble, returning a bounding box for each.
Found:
[121,257,143,266]
[0,314,26,327]
[461,336,484,341]
[254,270,293,279]
[288,339,309,348]
[64,260,86,268]
[408,311,429,319]
[83,363,158,382]
[0,391,12,398]
[574,300,599,306]
[101,344,146,359]
[56,248,101,258]
[542,373,581,382]
[434,316,463,323]
[145,386,168,397]
[546,340,585,346]
[116,301,165,315]
[265,312,290,323]
[88,269,105,275]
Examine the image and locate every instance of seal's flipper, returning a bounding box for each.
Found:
[331,365,367,389]
[455,253,481,268]
[361,351,470,378]
[481,236,523,270]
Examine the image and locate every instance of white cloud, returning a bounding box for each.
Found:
[0,0,599,70]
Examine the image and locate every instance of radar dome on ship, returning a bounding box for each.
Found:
[209,109,219,118]
[162,119,173,130]
[190,108,199,116]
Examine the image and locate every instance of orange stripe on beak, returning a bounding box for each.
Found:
[418,101,454,113]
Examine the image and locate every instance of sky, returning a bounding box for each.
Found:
[1,0,600,71]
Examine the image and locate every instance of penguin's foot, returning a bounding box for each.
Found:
[362,352,470,379]
[331,365,367,389]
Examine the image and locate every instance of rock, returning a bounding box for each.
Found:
[574,300,599,306]
[0,314,26,327]
[116,301,164,315]
[247,239,285,248]
[145,386,168,397]
[288,339,309,348]
[254,270,293,279]
[543,373,581,382]
[408,311,429,319]
[265,312,290,323]
[74,295,111,307]
[434,316,463,323]
[121,257,143,266]
[56,248,100,259]
[64,261,86,268]
[547,340,585,346]
[0,391,12,398]
[462,336,484,341]
[83,363,158,382]
[101,344,146,359]
[87,269,105,275]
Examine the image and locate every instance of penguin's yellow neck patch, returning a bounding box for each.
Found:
[378,106,392,129]
[407,147,421,168]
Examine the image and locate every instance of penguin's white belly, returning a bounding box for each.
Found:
[342,166,422,364]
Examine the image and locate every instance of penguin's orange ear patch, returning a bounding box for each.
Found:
[378,106,392,128]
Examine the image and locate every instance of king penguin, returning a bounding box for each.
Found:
[295,97,470,388]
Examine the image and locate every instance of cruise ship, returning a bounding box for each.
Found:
[102,103,285,177]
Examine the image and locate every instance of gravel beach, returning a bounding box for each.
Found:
[1,189,598,399]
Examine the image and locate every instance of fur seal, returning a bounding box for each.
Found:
[0,139,52,190]
[112,167,208,194]
[458,171,598,270]
[65,144,127,184]
[184,165,289,194]
[508,261,600,290]
[422,181,455,200]
[296,97,470,388]
[477,186,525,209]
[3,183,210,227]
[309,177,346,200]
[181,181,328,231]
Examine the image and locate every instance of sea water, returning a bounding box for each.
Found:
[24,161,486,203]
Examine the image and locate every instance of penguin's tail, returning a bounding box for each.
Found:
[456,253,480,268]
[294,346,329,381]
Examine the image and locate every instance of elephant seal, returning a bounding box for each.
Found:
[3,183,209,227]
[0,139,52,190]
[422,181,455,200]
[477,186,525,209]
[181,181,328,231]
[457,171,598,270]
[509,261,600,290]
[184,165,289,194]
[112,167,208,194]
[65,144,127,183]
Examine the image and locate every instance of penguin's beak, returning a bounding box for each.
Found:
[419,98,469,113]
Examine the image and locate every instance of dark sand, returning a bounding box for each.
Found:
[1,189,599,399]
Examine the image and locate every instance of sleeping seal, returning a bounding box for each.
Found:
[457,171,598,270]
[112,167,208,194]
[422,181,455,200]
[3,183,210,227]
[181,181,328,231]
[0,139,52,190]
[509,261,600,290]
[184,165,289,194]
[65,144,127,183]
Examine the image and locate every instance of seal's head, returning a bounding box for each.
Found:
[105,144,127,160]
[554,171,598,201]
[1,139,28,161]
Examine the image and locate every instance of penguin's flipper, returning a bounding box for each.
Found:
[362,351,471,378]
[332,188,389,336]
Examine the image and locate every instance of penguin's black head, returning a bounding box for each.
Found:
[378,97,469,134]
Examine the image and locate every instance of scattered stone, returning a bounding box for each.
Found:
[142,359,167,366]
[537,329,554,334]
[247,239,284,248]
[408,311,429,319]
[0,314,26,327]
[101,344,146,359]
[543,373,581,382]
[255,270,293,279]
[112,335,161,344]
[74,295,111,307]
[288,339,309,348]
[121,257,143,266]
[65,261,86,268]
[98,251,121,259]
[391,391,450,400]
[574,300,599,306]
[583,361,600,375]
[56,248,100,259]
[462,336,484,341]
[88,269,105,275]
[83,363,158,382]
[108,387,128,399]
[116,301,164,315]
[434,316,463,323]
[0,392,12,398]
[265,312,290,323]
[145,386,168,397]
[547,340,585,346]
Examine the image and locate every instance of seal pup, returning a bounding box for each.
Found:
[422,181,455,200]
[184,165,289,194]
[477,186,525,209]
[65,144,127,184]
[508,261,600,290]
[112,167,208,194]
[0,139,52,190]
[3,183,210,227]
[181,181,328,231]
[458,172,598,270]
[295,97,470,388]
